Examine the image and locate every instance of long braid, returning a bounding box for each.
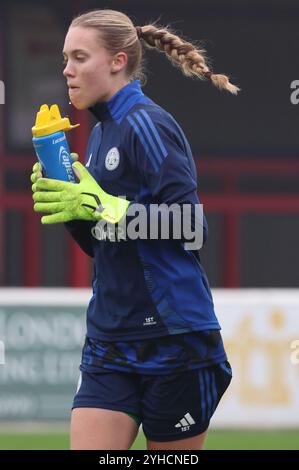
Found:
[136,25,240,95]
[71,10,240,94]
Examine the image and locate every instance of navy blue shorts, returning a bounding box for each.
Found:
[73,361,232,442]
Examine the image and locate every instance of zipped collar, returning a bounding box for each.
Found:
[89,80,145,123]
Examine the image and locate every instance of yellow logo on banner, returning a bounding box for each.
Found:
[225,310,297,405]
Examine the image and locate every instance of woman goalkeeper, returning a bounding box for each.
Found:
[31,9,238,450]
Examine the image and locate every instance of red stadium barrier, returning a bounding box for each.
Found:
[1,150,299,287]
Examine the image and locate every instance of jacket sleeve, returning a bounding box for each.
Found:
[64,220,95,258]
[124,108,208,247]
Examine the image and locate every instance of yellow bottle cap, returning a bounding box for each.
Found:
[32,104,80,137]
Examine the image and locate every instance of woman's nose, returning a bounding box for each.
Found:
[63,62,75,78]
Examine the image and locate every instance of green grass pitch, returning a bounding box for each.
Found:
[0,430,298,450]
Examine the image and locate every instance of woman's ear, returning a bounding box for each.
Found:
[111,52,128,73]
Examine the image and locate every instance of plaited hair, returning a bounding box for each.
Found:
[71,9,240,94]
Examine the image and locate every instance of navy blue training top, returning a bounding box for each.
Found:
[66,80,221,342]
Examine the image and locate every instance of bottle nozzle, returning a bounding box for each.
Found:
[32,104,80,137]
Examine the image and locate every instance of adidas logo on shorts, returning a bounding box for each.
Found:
[175,412,195,432]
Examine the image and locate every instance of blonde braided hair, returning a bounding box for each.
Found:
[71,10,240,94]
[136,25,240,95]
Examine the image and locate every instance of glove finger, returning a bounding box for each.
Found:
[34,201,65,213]
[70,152,79,162]
[35,178,70,192]
[41,212,70,224]
[30,170,42,184]
[33,191,62,203]
[72,161,92,181]
[33,162,42,172]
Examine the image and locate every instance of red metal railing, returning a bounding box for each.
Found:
[197,160,299,286]
[1,153,299,287]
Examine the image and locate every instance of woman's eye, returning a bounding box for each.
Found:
[62,55,86,66]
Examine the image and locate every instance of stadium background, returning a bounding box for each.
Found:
[0,0,298,450]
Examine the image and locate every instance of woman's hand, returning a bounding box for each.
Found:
[30,153,78,193]
[32,161,130,225]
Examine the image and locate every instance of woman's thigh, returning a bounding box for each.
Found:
[71,369,141,449]
[70,407,139,450]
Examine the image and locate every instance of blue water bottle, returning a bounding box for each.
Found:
[32,104,80,183]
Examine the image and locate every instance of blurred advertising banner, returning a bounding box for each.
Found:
[0,289,298,426]
[0,289,89,421]
[213,290,299,428]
